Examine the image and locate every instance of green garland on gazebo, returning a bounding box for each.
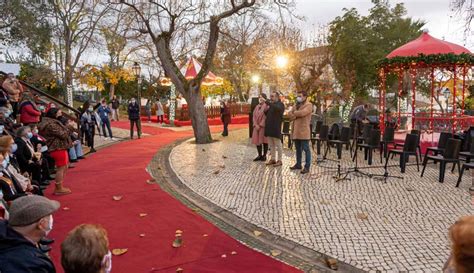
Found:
[377,53,474,68]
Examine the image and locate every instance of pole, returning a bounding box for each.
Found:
[379,68,386,133]
[137,76,142,135]
[430,67,434,133]
[397,70,403,128]
[462,65,466,129]
[411,67,416,130]
[453,64,457,133]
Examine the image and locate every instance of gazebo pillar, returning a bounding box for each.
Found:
[397,70,403,128]
[379,68,386,133]
[462,65,467,128]
[410,67,417,130]
[430,67,434,132]
[453,64,457,133]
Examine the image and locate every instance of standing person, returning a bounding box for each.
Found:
[110,95,120,121]
[145,99,152,123]
[251,94,269,161]
[0,195,59,273]
[156,99,164,125]
[61,224,111,273]
[81,106,100,153]
[19,93,42,125]
[97,100,114,140]
[265,91,285,167]
[288,91,313,174]
[1,73,23,119]
[220,100,231,137]
[38,108,72,195]
[128,98,141,139]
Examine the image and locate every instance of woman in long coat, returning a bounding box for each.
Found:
[252,94,269,161]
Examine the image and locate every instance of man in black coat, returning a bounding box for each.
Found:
[0,195,59,273]
[264,91,285,166]
[128,98,141,139]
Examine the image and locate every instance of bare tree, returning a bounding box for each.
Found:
[49,0,109,106]
[118,0,292,143]
[451,0,473,36]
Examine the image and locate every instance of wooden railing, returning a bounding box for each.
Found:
[157,103,250,121]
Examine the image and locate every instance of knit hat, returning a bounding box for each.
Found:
[8,195,60,226]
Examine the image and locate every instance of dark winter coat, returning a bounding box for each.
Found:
[128,102,140,121]
[264,100,285,138]
[38,117,72,152]
[14,137,38,174]
[0,220,56,273]
[220,105,231,124]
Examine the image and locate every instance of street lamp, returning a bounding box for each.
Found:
[275,55,289,69]
[251,74,260,84]
[132,62,142,133]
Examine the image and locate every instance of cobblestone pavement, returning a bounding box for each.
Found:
[169,129,474,272]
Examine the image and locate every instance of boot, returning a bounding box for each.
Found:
[53,183,72,195]
[254,145,263,161]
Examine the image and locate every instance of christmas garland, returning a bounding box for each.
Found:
[377,53,474,68]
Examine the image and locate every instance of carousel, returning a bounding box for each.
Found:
[378,31,474,134]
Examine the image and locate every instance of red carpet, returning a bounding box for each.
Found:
[140,115,249,127]
[45,124,299,273]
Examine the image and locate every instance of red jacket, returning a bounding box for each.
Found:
[19,102,41,124]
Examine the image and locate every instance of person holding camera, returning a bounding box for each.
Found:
[264,91,285,167]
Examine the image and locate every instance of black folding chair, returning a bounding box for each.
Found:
[394,129,422,161]
[459,136,474,163]
[326,127,351,159]
[421,138,461,183]
[380,126,395,159]
[386,134,419,173]
[425,132,452,158]
[281,121,292,149]
[456,162,474,187]
[328,123,340,141]
[355,129,381,165]
[313,125,329,156]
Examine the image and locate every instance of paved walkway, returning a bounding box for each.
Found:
[170,129,474,272]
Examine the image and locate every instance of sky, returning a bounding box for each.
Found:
[294,0,473,50]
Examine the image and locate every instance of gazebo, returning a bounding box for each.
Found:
[378,31,474,134]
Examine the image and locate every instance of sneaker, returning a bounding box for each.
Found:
[111,137,117,141]
[266,160,276,165]
[301,168,310,174]
[290,165,302,170]
[273,161,282,167]
[104,137,110,140]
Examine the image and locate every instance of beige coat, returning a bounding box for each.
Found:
[288,101,313,140]
[2,79,23,102]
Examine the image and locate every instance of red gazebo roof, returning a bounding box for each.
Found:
[387,31,471,58]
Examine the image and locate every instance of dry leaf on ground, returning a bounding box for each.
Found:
[203,234,208,237]
[62,207,70,211]
[325,258,338,270]
[270,250,281,257]
[112,196,123,201]
[213,170,220,175]
[176,268,184,273]
[139,234,145,238]
[112,248,128,256]
[231,251,237,255]
[146,179,155,185]
[139,213,148,217]
[221,254,227,258]
[320,200,330,205]
[356,212,369,220]
[222,155,227,159]
[253,230,262,237]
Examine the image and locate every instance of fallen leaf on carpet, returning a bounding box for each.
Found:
[221,254,227,258]
[112,248,128,256]
[62,207,70,211]
[270,250,281,256]
[231,251,237,255]
[139,234,145,238]
[213,170,220,175]
[203,234,208,237]
[222,155,227,159]
[112,196,123,201]
[139,213,148,217]
[176,268,184,273]
[253,230,262,237]
[146,179,155,184]
[356,212,369,220]
[175,230,183,234]
[191,208,201,212]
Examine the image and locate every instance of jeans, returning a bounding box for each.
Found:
[101,119,113,138]
[69,141,84,160]
[268,137,283,162]
[222,122,229,136]
[157,115,164,124]
[294,139,311,169]
[130,119,141,138]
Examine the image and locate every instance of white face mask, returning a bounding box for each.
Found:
[0,189,3,200]
[102,251,112,273]
[296,97,303,103]
[42,215,53,236]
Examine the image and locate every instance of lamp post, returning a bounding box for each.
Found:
[132,62,142,134]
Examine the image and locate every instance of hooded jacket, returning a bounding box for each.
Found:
[0,220,56,273]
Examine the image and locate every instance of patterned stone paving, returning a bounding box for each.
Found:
[169,129,474,272]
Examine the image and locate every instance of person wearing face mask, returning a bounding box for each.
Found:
[252,94,269,161]
[97,99,114,140]
[128,98,141,139]
[1,73,24,119]
[0,195,58,273]
[81,106,101,153]
[264,91,285,167]
[38,108,73,195]
[0,106,20,134]
[14,126,44,182]
[0,152,28,201]
[287,91,313,174]
[30,124,55,179]
[19,93,42,125]
[61,224,111,273]
[220,100,231,137]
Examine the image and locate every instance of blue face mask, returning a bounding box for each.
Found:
[11,143,17,153]
[2,159,8,169]
[26,132,33,139]
[4,112,10,118]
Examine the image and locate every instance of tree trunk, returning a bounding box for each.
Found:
[109,84,115,99]
[182,85,212,144]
